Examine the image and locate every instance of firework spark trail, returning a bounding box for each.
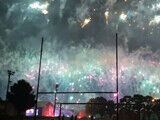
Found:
[104,11,109,24]
[81,18,91,28]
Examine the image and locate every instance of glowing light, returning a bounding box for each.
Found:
[152,98,158,102]
[114,93,118,97]
[43,103,54,117]
[70,96,74,101]
[29,2,40,9]
[29,1,49,14]
[42,10,48,15]
[29,1,49,9]
[77,112,84,119]
[149,15,160,25]
[26,109,34,114]
[119,13,127,22]
[104,11,109,24]
[142,27,145,30]
[81,18,91,28]
[152,3,160,11]
[26,109,37,116]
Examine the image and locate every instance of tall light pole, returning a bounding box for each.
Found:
[6,70,15,100]
[54,83,59,116]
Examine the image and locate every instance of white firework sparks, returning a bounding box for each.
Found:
[119,13,127,22]
[29,1,49,14]
[149,15,160,25]
[81,18,91,28]
[104,11,109,24]
[152,3,160,11]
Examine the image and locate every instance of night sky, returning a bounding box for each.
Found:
[0,0,160,103]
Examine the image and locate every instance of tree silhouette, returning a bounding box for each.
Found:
[7,79,35,115]
[106,100,115,117]
[85,97,108,117]
[0,97,4,115]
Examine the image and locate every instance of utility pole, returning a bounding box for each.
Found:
[54,83,59,116]
[6,70,15,100]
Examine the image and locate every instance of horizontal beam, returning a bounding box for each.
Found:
[56,102,136,105]
[57,102,108,105]
[38,91,117,94]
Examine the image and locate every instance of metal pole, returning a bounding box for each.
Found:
[6,70,15,100]
[6,72,11,100]
[5,70,14,113]
[54,84,59,116]
[116,33,119,120]
[34,38,44,119]
[39,91,117,94]
[54,90,57,116]
[59,103,62,119]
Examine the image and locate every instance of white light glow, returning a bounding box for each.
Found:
[81,18,91,28]
[152,3,160,11]
[42,10,48,15]
[29,1,49,14]
[29,1,49,10]
[104,11,109,24]
[70,96,74,101]
[149,15,160,25]
[119,13,127,22]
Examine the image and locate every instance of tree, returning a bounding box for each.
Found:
[7,80,35,115]
[0,97,4,115]
[85,97,108,117]
[152,99,160,115]
[106,100,115,117]
[120,96,132,103]
[144,95,153,104]
[132,94,145,111]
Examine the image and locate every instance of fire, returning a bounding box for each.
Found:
[81,18,91,28]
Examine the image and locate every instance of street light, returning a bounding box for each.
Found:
[6,70,15,100]
[54,83,59,116]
